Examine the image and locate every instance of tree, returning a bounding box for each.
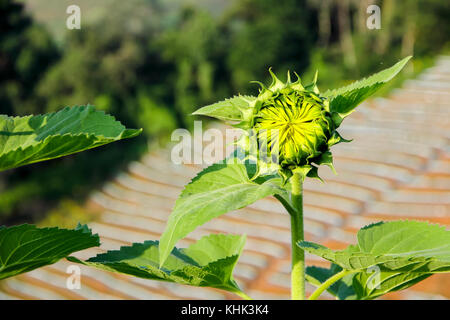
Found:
[223,0,315,91]
[0,0,59,116]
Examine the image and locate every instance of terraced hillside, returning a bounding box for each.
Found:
[1,56,449,300]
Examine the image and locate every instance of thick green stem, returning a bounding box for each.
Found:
[290,171,305,300]
[308,269,353,300]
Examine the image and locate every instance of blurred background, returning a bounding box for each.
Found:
[0,0,448,225]
[0,0,449,300]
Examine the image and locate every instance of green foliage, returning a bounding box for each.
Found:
[159,162,286,266]
[193,59,410,182]
[157,57,414,297]
[306,264,356,300]
[193,95,254,123]
[0,135,146,222]
[300,220,450,272]
[0,223,99,280]
[323,56,412,125]
[134,90,177,139]
[4,0,448,223]
[160,8,222,122]
[39,200,99,229]
[0,103,138,281]
[1,0,448,301]
[69,234,247,295]
[352,265,433,300]
[225,0,313,91]
[0,106,142,172]
[300,220,450,299]
[0,1,59,116]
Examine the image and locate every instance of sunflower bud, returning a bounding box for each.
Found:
[195,58,412,181]
[245,70,346,180]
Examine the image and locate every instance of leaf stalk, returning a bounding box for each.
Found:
[233,290,253,300]
[308,269,354,300]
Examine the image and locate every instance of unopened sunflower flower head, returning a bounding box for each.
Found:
[192,57,411,183]
[233,70,348,182]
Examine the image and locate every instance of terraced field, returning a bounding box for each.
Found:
[1,56,449,300]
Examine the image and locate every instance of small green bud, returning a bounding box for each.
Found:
[246,70,345,179]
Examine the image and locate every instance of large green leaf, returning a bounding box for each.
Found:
[159,162,285,266]
[0,105,142,172]
[323,56,412,125]
[0,224,100,280]
[69,234,247,295]
[300,220,450,299]
[192,95,255,123]
[300,220,450,271]
[352,265,433,300]
[308,262,434,300]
